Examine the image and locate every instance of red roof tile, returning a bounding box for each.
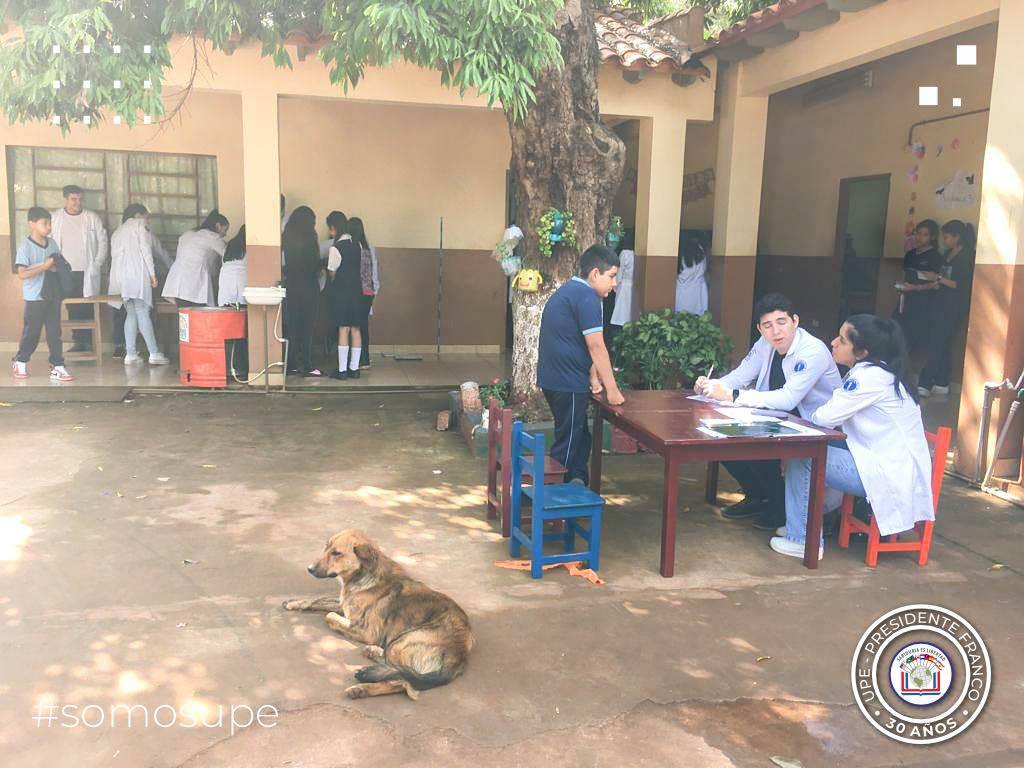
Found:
[595,10,704,71]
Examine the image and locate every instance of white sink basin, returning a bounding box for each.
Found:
[243,286,287,306]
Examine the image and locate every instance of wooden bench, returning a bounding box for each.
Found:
[61,295,119,365]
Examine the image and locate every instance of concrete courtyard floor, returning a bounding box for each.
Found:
[1,393,1022,768]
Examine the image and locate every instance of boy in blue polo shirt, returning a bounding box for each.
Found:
[537,244,625,486]
[12,207,73,381]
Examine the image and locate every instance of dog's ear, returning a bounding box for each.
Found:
[353,543,377,564]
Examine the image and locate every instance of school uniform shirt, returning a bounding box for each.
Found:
[718,327,841,419]
[163,229,226,305]
[609,250,635,326]
[15,237,60,301]
[49,208,108,296]
[674,259,708,315]
[109,218,157,307]
[936,248,975,318]
[537,276,603,393]
[810,363,933,536]
[902,246,940,280]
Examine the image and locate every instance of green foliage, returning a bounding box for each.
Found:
[535,208,577,259]
[613,310,732,390]
[701,0,778,36]
[479,378,511,408]
[0,0,565,131]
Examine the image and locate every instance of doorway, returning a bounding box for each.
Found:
[833,175,890,323]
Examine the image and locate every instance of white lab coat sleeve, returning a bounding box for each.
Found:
[718,346,762,390]
[140,227,156,280]
[810,379,889,428]
[152,235,172,272]
[735,349,832,412]
[94,213,109,270]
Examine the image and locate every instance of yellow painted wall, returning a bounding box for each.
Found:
[758,24,997,262]
[277,97,509,249]
[682,121,718,230]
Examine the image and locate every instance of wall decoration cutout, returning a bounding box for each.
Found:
[935,170,977,209]
[683,168,715,202]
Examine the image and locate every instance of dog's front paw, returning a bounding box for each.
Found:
[345,684,370,699]
[362,645,385,662]
[282,598,308,611]
[325,611,351,631]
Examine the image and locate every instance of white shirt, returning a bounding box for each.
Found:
[718,327,842,419]
[49,208,109,295]
[327,234,352,273]
[811,363,934,536]
[610,249,635,326]
[218,257,248,306]
[109,218,156,307]
[675,259,709,315]
[163,229,226,305]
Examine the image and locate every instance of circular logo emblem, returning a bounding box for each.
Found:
[851,605,992,745]
[843,378,858,391]
[794,360,806,372]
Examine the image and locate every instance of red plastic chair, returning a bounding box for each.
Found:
[486,397,566,537]
[838,426,952,566]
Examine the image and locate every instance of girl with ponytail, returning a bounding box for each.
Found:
[918,220,976,395]
[771,314,934,562]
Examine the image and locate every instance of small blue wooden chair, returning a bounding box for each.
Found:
[509,421,604,579]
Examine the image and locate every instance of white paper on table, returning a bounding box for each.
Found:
[687,394,720,404]
[711,406,780,422]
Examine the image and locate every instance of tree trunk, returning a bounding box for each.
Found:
[506,0,625,415]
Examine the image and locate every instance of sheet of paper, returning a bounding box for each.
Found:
[712,407,780,422]
[687,394,720,404]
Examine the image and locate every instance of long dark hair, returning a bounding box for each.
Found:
[224,225,246,263]
[345,217,369,251]
[679,231,707,268]
[199,209,229,233]
[915,219,939,249]
[845,314,917,402]
[941,219,976,254]
[282,206,317,254]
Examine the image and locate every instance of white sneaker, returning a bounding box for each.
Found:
[931,385,949,395]
[50,365,74,382]
[148,353,170,366]
[776,526,786,537]
[124,354,143,365]
[12,361,28,379]
[917,386,931,398]
[770,535,823,561]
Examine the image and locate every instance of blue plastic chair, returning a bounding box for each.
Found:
[509,421,604,579]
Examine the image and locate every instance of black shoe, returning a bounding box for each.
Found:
[332,370,349,380]
[721,496,766,520]
[112,345,126,359]
[347,369,360,379]
[752,511,787,531]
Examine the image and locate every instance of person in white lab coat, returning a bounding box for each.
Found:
[163,211,229,307]
[108,204,169,365]
[50,184,108,351]
[674,233,708,315]
[218,225,247,306]
[772,314,933,560]
[695,294,842,531]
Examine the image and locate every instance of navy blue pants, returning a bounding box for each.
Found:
[543,389,592,486]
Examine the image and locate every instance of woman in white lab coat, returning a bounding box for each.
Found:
[218,226,247,306]
[773,315,934,560]
[674,233,708,315]
[163,211,229,306]
[109,204,169,365]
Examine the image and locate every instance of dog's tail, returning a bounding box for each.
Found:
[356,663,464,693]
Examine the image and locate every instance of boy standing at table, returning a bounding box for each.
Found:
[695,293,840,531]
[537,244,625,487]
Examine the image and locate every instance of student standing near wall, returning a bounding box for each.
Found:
[49,184,108,352]
[163,211,229,307]
[12,208,73,381]
[347,217,380,370]
[283,206,323,377]
[674,232,709,316]
[537,245,625,486]
[917,220,976,397]
[895,219,941,358]
[326,215,370,379]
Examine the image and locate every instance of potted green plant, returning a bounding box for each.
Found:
[613,310,732,391]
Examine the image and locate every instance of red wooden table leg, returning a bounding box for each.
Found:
[704,461,719,505]
[660,451,680,577]
[590,403,604,494]
[804,444,826,569]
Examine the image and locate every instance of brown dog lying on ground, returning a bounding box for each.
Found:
[282,529,474,699]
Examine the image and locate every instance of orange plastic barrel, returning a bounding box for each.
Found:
[178,307,247,387]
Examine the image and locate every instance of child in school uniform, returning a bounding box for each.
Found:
[537,245,625,486]
[12,207,73,381]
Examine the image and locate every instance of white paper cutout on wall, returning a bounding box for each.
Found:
[934,170,976,209]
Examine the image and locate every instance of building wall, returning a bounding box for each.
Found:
[755,23,997,338]
[682,121,718,230]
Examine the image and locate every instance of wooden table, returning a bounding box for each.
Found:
[589,390,842,577]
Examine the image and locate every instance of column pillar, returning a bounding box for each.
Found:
[240,89,284,384]
[710,63,769,355]
[955,1,1024,483]
[635,112,686,311]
